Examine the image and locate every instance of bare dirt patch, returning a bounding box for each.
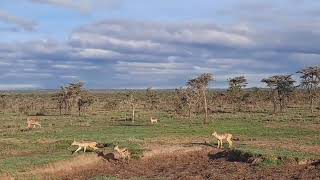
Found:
[53,144,320,180]
[19,143,320,180]
[61,149,320,180]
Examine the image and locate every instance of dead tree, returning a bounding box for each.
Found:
[187,73,214,123]
[297,66,320,113]
[261,75,295,113]
[77,91,94,116]
[125,91,137,123]
[146,87,159,110]
[54,81,93,116]
[228,76,248,112]
[175,87,199,118]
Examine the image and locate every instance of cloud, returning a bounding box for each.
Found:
[0,10,37,31]
[1,7,320,89]
[29,0,121,13]
[0,84,39,90]
[71,21,254,51]
[52,63,98,70]
[60,75,79,79]
[72,48,121,60]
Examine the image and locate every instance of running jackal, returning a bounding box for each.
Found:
[27,117,41,129]
[212,131,233,148]
[114,145,131,160]
[71,140,99,154]
[150,117,158,124]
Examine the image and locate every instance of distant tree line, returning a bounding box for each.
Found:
[0,66,319,121]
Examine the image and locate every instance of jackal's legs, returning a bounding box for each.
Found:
[74,147,82,154]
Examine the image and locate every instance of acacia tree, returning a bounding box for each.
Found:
[261,75,295,113]
[187,73,213,123]
[175,87,199,118]
[54,81,93,116]
[228,76,248,112]
[53,86,70,115]
[297,66,320,113]
[125,91,137,123]
[77,91,94,116]
[146,87,159,110]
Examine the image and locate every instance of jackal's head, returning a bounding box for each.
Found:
[114,145,119,151]
[212,131,217,136]
[71,139,78,146]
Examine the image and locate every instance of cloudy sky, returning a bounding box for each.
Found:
[0,0,319,89]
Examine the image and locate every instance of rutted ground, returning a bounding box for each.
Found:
[13,143,320,180]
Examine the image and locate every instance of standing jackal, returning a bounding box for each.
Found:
[150,117,158,124]
[71,140,99,154]
[114,145,131,160]
[27,117,41,129]
[212,131,233,148]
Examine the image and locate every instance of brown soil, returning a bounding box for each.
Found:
[57,146,320,180]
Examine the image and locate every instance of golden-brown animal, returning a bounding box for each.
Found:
[212,131,233,148]
[27,117,41,129]
[150,117,158,124]
[114,145,131,160]
[71,140,99,154]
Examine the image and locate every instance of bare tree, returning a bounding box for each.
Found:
[54,81,93,116]
[228,76,248,112]
[125,91,137,123]
[187,73,214,123]
[175,87,199,118]
[146,87,159,110]
[77,91,94,116]
[297,66,320,113]
[261,75,295,113]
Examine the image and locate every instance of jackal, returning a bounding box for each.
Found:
[150,117,158,124]
[114,145,131,160]
[212,131,233,148]
[27,117,41,129]
[71,140,99,154]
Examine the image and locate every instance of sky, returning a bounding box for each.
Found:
[0,0,319,89]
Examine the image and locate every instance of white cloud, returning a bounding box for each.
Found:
[61,75,79,79]
[0,84,39,90]
[30,0,120,13]
[52,63,99,70]
[0,10,37,31]
[75,48,121,59]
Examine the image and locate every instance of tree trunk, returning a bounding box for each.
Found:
[279,99,283,113]
[202,89,208,124]
[59,105,62,116]
[132,105,135,123]
[310,96,314,113]
[188,106,191,118]
[272,91,277,113]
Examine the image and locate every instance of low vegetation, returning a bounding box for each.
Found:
[0,66,319,178]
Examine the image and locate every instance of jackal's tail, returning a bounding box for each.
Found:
[96,143,113,148]
[231,137,240,141]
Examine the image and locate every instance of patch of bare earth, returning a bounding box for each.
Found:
[15,140,320,179]
[27,143,319,180]
[63,148,320,180]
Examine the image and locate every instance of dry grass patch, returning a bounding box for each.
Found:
[25,154,104,179]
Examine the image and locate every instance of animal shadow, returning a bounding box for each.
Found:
[96,151,118,162]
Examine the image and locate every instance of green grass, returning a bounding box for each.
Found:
[0,109,320,174]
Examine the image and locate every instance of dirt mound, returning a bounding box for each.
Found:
[61,149,320,180]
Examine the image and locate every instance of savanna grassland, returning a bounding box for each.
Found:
[0,87,320,179]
